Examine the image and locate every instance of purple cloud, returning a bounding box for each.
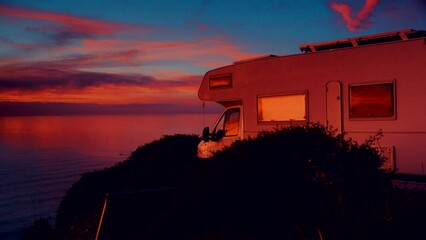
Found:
[0,63,199,92]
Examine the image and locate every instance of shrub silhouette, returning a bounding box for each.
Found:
[52,124,425,239]
[20,218,55,240]
[55,134,200,239]
[172,124,392,239]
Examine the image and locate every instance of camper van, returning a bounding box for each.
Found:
[197,29,426,176]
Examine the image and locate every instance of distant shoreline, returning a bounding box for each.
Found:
[0,112,221,117]
[0,102,223,116]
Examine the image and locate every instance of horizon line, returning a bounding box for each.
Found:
[0,101,223,116]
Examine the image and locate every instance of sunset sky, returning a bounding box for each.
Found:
[1,0,425,115]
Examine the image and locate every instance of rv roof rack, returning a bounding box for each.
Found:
[299,29,426,53]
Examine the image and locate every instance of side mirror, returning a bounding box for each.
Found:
[202,127,210,142]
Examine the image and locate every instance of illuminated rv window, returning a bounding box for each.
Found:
[258,93,307,122]
[349,82,395,118]
[209,75,232,89]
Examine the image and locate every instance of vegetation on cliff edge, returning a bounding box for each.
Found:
[21,124,426,239]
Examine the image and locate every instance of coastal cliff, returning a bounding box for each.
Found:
[22,125,426,239]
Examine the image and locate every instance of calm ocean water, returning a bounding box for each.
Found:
[0,114,218,239]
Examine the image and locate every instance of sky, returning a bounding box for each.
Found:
[0,0,425,115]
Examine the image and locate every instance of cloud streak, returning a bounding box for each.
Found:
[0,5,151,49]
[1,5,257,69]
[0,63,203,104]
[0,5,135,35]
[330,0,379,31]
[0,64,199,92]
[0,4,258,105]
[64,38,258,69]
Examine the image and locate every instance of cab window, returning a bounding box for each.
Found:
[214,108,240,137]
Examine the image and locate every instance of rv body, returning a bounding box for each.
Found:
[197,29,426,176]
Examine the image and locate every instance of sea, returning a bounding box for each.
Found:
[0,114,219,239]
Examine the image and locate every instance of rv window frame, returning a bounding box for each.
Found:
[348,81,396,120]
[257,91,309,124]
[209,74,233,89]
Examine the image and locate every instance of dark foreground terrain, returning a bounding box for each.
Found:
[21,125,426,239]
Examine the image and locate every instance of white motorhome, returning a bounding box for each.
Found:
[197,29,426,176]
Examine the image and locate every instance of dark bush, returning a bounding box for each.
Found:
[50,125,424,239]
[171,124,393,239]
[55,134,200,239]
[20,218,55,240]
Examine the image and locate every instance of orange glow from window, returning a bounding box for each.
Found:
[258,94,306,122]
[224,108,239,136]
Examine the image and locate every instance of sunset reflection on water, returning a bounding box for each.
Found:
[1,114,218,159]
[0,114,218,239]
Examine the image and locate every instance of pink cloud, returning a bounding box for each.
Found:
[0,5,139,35]
[330,0,379,31]
[0,5,259,105]
[0,5,257,70]
[63,37,258,69]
